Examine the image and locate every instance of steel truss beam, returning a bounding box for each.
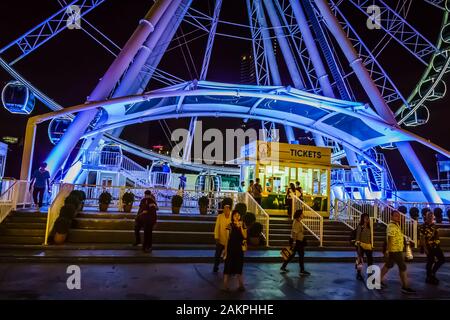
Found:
[0,0,106,65]
[328,1,410,108]
[275,0,320,93]
[348,0,440,65]
[246,0,271,86]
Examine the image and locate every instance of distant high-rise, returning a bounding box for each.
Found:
[240,54,256,84]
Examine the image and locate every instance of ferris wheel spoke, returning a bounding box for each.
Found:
[424,0,447,10]
[0,0,106,65]
[348,0,440,65]
[275,0,320,93]
[328,1,410,108]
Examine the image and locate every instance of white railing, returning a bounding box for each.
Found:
[331,169,367,185]
[352,199,418,248]
[387,200,449,222]
[83,150,123,168]
[292,195,323,246]
[243,192,270,247]
[0,178,17,224]
[149,172,172,188]
[333,199,375,246]
[44,183,74,245]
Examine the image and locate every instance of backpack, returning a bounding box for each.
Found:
[349,227,358,245]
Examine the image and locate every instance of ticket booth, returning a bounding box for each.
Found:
[237,141,331,217]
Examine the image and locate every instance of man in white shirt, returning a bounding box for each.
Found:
[213,205,231,273]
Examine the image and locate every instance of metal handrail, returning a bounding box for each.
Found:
[0,178,17,198]
[353,199,418,248]
[292,195,323,246]
[244,192,270,247]
[44,183,74,245]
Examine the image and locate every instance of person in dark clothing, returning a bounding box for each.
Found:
[419,211,445,285]
[223,210,247,292]
[295,181,303,200]
[285,183,296,218]
[29,162,51,209]
[280,209,310,276]
[251,178,263,205]
[134,190,158,253]
[355,213,373,281]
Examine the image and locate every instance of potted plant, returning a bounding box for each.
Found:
[248,222,263,246]
[234,203,247,217]
[222,197,233,209]
[70,190,87,211]
[59,204,77,220]
[172,195,183,214]
[243,212,256,228]
[64,195,81,214]
[198,196,209,215]
[122,191,135,213]
[99,191,112,212]
[434,207,443,224]
[53,212,73,245]
[409,207,419,221]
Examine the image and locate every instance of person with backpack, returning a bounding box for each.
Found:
[419,211,445,285]
[280,209,310,276]
[133,190,158,253]
[251,178,263,205]
[380,210,415,294]
[354,213,373,281]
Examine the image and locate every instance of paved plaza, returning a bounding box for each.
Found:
[0,262,449,300]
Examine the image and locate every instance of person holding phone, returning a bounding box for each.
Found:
[223,210,247,292]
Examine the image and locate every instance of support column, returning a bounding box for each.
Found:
[314,0,442,203]
[262,0,305,89]
[254,0,281,85]
[44,0,174,178]
[289,0,363,192]
[20,120,37,181]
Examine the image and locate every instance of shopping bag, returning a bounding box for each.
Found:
[280,246,293,261]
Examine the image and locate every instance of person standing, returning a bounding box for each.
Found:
[355,213,373,281]
[295,181,303,200]
[178,173,187,191]
[29,162,51,210]
[280,209,310,275]
[223,210,247,291]
[285,183,296,218]
[252,178,263,205]
[213,205,231,273]
[419,211,445,285]
[134,190,158,253]
[237,181,246,193]
[380,210,415,294]
[247,180,254,194]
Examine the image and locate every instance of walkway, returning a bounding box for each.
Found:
[0,262,449,300]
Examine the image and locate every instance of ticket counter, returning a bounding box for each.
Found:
[238,141,331,217]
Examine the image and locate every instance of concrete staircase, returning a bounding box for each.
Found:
[0,211,46,245]
[2,209,450,252]
[269,217,387,250]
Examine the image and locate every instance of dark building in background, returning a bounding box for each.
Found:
[240,54,256,84]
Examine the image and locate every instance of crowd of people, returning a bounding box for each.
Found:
[26,166,446,294]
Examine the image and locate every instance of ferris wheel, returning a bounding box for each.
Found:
[1,0,450,202]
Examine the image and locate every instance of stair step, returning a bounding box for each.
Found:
[1,222,47,229]
[72,219,214,232]
[0,228,46,237]
[5,216,48,223]
[0,236,44,245]
[67,229,215,244]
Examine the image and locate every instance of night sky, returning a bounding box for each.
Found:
[0,0,449,190]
